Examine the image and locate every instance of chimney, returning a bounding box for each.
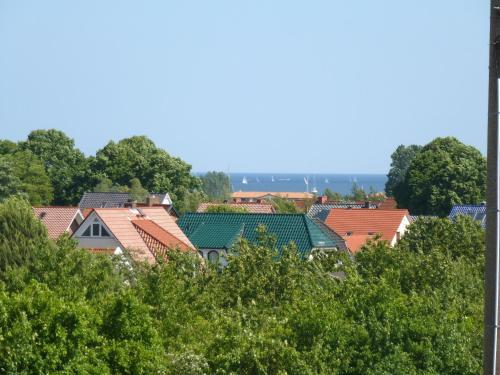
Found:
[256,198,262,204]
[124,199,137,208]
[146,197,153,207]
[364,201,370,209]
[318,195,328,204]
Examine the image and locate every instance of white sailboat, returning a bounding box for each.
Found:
[242,176,248,184]
[271,176,275,182]
[324,177,329,183]
[311,175,318,194]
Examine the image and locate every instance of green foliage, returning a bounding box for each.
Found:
[271,196,299,213]
[0,184,485,374]
[345,182,366,201]
[0,158,22,201]
[0,197,51,273]
[394,137,486,216]
[0,139,18,155]
[20,129,90,205]
[92,177,149,203]
[0,152,53,205]
[176,190,207,214]
[92,136,202,208]
[385,144,422,197]
[323,188,343,201]
[205,204,249,213]
[201,171,232,201]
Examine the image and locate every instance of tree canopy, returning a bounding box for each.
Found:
[0,197,485,373]
[391,137,486,216]
[385,144,422,198]
[20,129,90,205]
[200,171,232,201]
[92,136,203,207]
[205,204,249,213]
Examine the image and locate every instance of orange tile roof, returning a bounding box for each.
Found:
[33,207,82,239]
[90,207,194,263]
[197,202,276,214]
[231,191,315,200]
[344,234,376,253]
[132,219,192,252]
[324,208,409,252]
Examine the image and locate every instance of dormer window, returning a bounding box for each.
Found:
[82,219,110,237]
[345,231,353,236]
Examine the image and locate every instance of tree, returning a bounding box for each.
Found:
[0,139,17,155]
[20,129,90,205]
[323,188,343,201]
[92,136,202,208]
[205,204,249,213]
[270,197,299,213]
[397,137,486,216]
[0,197,51,273]
[385,144,422,198]
[0,152,53,205]
[10,151,53,205]
[345,182,366,201]
[0,158,22,201]
[200,171,232,201]
[129,178,148,202]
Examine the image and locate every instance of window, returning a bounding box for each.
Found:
[82,226,91,237]
[208,250,219,263]
[101,226,110,237]
[345,231,353,236]
[81,219,111,237]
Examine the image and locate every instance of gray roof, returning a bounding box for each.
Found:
[307,202,377,221]
[78,192,173,209]
[449,204,486,228]
[79,192,132,208]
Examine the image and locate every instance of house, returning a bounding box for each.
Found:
[231,191,315,210]
[449,204,486,228]
[33,206,84,239]
[322,208,411,253]
[308,197,399,221]
[177,213,347,266]
[78,191,178,217]
[197,202,276,214]
[72,206,194,263]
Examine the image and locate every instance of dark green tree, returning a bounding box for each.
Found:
[205,204,249,213]
[92,136,202,207]
[398,137,486,216]
[385,144,422,198]
[200,171,232,201]
[0,197,51,273]
[271,197,299,213]
[323,188,343,201]
[0,152,53,205]
[0,158,22,201]
[0,139,18,155]
[20,129,90,205]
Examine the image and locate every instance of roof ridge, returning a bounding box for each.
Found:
[132,219,191,249]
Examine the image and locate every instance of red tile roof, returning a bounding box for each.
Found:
[324,208,410,252]
[33,207,83,239]
[132,219,192,252]
[231,191,315,200]
[89,207,194,263]
[197,202,276,214]
[344,234,376,254]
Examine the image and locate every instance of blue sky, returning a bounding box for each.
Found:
[0,1,488,173]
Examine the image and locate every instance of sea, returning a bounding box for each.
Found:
[215,173,387,196]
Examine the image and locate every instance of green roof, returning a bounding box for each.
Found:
[177,213,343,256]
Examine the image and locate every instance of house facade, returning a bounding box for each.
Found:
[72,207,194,263]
